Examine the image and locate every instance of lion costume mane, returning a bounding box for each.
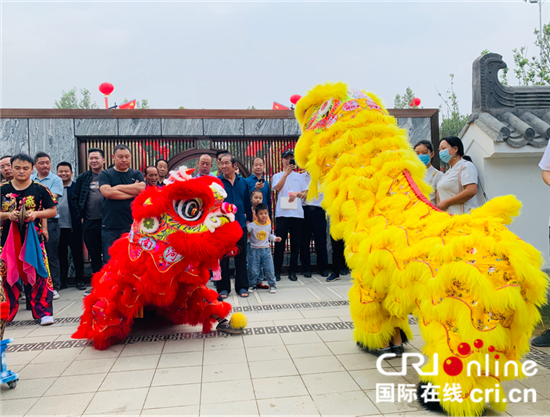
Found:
[72,167,244,350]
[294,82,548,416]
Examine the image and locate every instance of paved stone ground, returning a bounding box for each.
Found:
[1,273,549,417]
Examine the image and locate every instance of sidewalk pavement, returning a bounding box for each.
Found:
[1,273,549,417]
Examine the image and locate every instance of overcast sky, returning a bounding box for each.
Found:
[1,1,547,114]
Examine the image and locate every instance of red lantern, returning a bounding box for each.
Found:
[99,82,114,109]
[414,97,421,106]
[99,82,114,96]
[290,94,302,105]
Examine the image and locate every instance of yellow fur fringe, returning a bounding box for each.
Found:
[294,82,548,416]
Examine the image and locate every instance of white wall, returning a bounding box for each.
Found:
[485,157,550,265]
[462,124,550,266]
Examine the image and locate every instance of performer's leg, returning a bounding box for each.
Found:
[2,277,21,322]
[288,218,303,273]
[28,275,54,320]
[58,228,70,289]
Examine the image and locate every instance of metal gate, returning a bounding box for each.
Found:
[78,135,311,269]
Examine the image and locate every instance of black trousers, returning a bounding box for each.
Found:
[300,207,328,272]
[217,227,248,294]
[331,237,346,274]
[274,217,303,274]
[59,228,85,286]
[83,218,103,274]
[45,219,61,291]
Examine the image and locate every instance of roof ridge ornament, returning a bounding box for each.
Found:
[473,53,550,113]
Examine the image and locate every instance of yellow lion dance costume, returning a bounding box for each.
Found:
[294,82,548,416]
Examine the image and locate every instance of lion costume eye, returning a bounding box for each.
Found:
[140,217,160,234]
[318,99,333,117]
[174,199,203,222]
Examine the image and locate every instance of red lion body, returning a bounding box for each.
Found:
[72,168,242,350]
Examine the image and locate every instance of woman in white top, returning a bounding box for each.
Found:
[414,140,444,205]
[436,136,479,215]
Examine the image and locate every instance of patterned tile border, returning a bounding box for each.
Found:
[6,316,81,328]
[232,300,350,312]
[6,301,354,328]
[5,321,356,352]
[5,319,550,371]
[526,347,550,370]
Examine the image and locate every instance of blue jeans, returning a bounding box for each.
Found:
[102,227,130,264]
[249,247,276,287]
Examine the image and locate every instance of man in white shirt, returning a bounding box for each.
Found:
[533,146,550,347]
[272,150,307,281]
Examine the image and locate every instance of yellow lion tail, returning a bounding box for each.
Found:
[471,195,521,225]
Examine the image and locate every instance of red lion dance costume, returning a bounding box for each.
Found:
[73,167,247,350]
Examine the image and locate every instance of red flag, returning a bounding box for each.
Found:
[119,99,137,109]
[273,102,289,110]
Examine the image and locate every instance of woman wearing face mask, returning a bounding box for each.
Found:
[414,140,443,205]
[436,136,479,215]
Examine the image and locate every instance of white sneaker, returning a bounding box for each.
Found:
[52,290,60,300]
[248,286,256,293]
[40,316,54,326]
[269,286,277,293]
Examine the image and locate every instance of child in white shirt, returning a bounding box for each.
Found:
[247,204,281,293]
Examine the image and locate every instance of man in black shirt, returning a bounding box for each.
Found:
[0,154,57,325]
[99,144,145,262]
[72,148,106,276]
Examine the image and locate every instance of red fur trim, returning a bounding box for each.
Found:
[74,175,242,350]
[403,170,446,213]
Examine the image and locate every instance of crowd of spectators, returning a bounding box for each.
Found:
[0,145,351,314]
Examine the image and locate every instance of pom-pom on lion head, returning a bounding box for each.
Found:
[129,166,242,268]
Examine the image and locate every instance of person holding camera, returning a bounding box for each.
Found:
[272,150,307,282]
[244,157,272,217]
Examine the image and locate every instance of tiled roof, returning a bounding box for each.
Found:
[467,53,550,148]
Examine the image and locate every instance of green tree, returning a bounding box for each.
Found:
[247,105,256,110]
[506,23,550,86]
[437,74,468,138]
[178,106,186,109]
[54,87,98,109]
[394,87,418,109]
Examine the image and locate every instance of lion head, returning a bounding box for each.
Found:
[129,166,242,270]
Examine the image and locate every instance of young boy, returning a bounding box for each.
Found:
[247,190,269,290]
[247,203,281,293]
